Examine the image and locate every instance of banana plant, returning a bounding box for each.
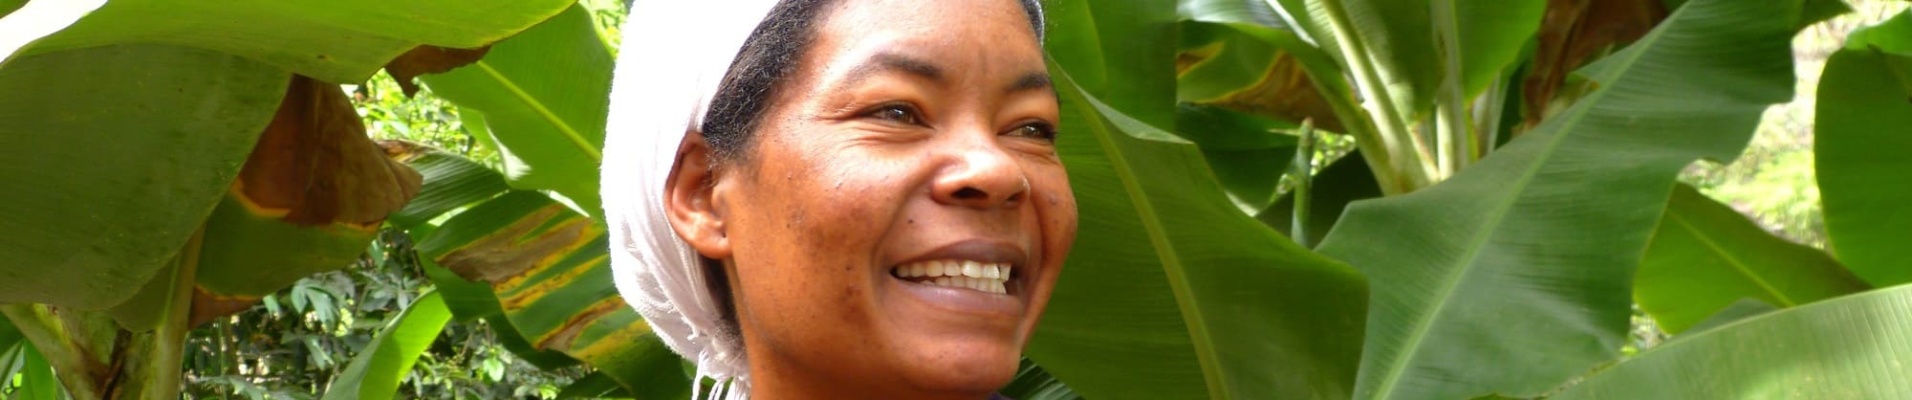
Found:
[0,0,571,397]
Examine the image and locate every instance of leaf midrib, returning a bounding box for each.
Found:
[1666,208,1796,306]
[1070,85,1229,399]
[470,61,602,161]
[1365,8,1672,397]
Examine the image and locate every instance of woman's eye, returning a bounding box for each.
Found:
[867,105,921,126]
[1009,122,1058,141]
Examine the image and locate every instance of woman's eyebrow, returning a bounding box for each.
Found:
[1007,73,1050,93]
[842,52,945,87]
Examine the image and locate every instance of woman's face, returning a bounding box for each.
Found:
[681,0,1073,397]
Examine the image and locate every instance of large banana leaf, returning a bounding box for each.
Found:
[0,45,284,310]
[5,0,572,83]
[419,4,611,215]
[1635,185,1870,334]
[1313,0,1800,398]
[1815,11,1912,287]
[1039,67,1368,400]
[1551,284,1912,399]
[1034,1,1368,398]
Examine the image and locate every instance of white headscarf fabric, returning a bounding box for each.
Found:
[603,1,1044,398]
[602,1,778,398]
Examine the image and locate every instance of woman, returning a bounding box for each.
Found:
[602,0,1076,398]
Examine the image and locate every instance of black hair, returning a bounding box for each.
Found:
[696,0,1047,335]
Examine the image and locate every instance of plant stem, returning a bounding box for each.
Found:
[1473,71,1511,158]
[1290,119,1317,248]
[1313,0,1438,190]
[130,226,203,400]
[1430,0,1472,178]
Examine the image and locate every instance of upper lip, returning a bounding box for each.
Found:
[892,239,1030,270]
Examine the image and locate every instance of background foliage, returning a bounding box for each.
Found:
[3,0,1911,399]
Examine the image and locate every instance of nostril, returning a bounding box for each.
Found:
[952,187,988,200]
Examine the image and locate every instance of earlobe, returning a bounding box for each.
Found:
[664,133,734,260]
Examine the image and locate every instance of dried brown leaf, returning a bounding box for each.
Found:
[236,75,422,227]
[1522,0,1668,130]
[1204,52,1347,133]
[384,45,491,97]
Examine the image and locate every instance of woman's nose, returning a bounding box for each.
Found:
[931,138,1028,209]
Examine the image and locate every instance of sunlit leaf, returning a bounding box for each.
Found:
[323,291,452,400]
[1816,11,1912,287]
[8,0,572,83]
[1553,284,1912,399]
[1635,185,1870,334]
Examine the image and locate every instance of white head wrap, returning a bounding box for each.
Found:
[603,1,1043,398]
[602,1,778,398]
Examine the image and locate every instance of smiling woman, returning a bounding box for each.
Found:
[600,1,1071,399]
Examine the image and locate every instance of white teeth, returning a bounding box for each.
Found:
[894,259,1013,294]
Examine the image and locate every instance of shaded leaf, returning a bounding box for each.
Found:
[9,0,572,83]
[1315,0,1798,398]
[1177,20,1345,133]
[385,45,492,97]
[556,372,631,399]
[322,291,452,400]
[0,45,284,310]
[1553,284,1912,399]
[1635,185,1870,334]
[419,5,611,215]
[1259,151,1383,247]
[1815,11,1912,287]
[1174,104,1299,212]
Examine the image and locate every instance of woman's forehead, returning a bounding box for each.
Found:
[800,0,1048,87]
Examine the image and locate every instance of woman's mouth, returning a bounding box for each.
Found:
[891,259,1014,294]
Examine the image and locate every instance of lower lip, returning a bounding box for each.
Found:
[889,275,1026,319]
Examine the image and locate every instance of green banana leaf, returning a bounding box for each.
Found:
[1815,10,1912,287]
[387,147,513,229]
[0,0,23,19]
[1313,0,1801,398]
[1036,5,1370,397]
[1635,185,1870,334]
[998,359,1083,400]
[322,291,452,400]
[5,0,572,83]
[0,45,284,310]
[1039,65,1368,400]
[419,4,611,215]
[1552,284,1912,399]
[12,345,57,400]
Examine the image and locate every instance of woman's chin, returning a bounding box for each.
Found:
[895,344,1022,395]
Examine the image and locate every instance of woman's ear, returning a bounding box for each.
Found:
[664,133,734,260]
